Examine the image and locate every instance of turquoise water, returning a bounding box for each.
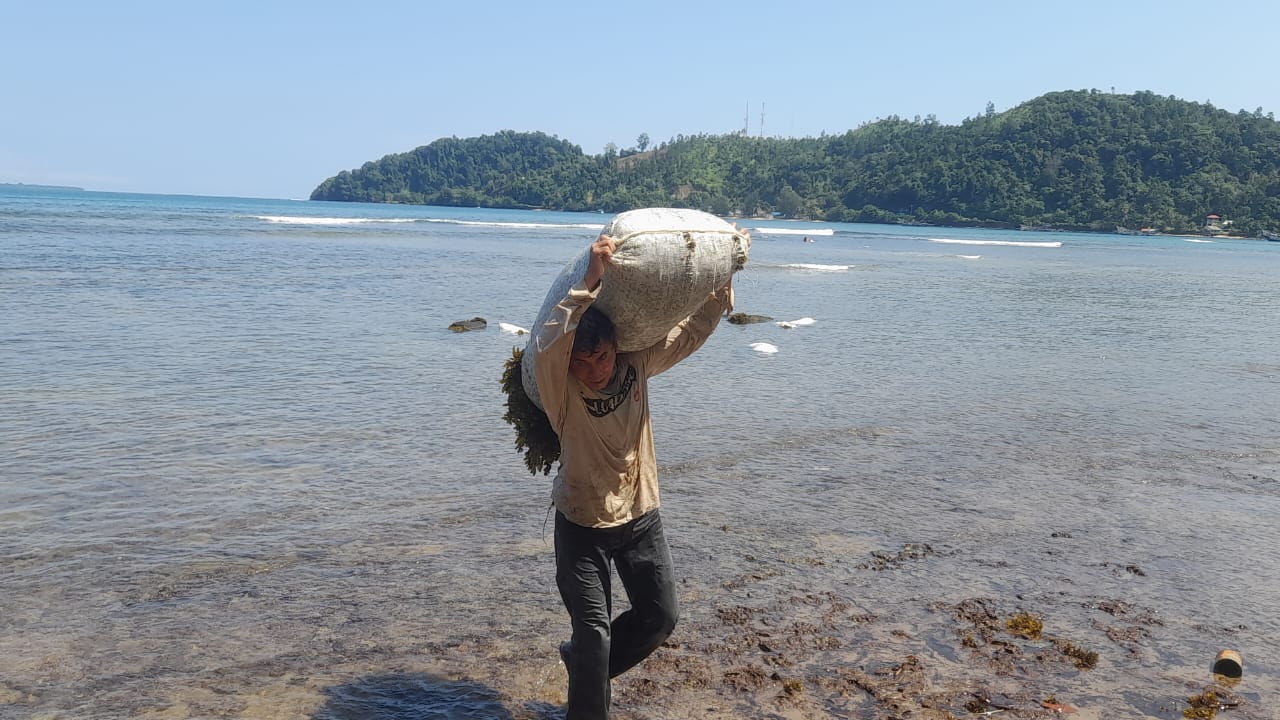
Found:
[2,186,1278,719]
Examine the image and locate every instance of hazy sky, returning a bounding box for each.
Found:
[4,0,1277,199]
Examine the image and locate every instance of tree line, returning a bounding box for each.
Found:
[310,90,1280,236]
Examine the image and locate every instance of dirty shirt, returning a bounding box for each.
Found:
[533,281,733,528]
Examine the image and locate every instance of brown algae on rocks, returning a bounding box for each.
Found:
[1007,612,1044,640]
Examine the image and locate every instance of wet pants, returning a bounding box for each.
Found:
[555,509,678,720]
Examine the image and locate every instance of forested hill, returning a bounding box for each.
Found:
[310,90,1280,236]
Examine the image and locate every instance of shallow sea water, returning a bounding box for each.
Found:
[2,188,1279,719]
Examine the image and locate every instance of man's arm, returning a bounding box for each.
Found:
[531,235,615,430]
[640,275,735,377]
[583,234,615,290]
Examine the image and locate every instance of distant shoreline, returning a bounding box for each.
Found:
[730,214,1274,242]
[1,182,85,192]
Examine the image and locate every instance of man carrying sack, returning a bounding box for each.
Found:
[532,231,740,719]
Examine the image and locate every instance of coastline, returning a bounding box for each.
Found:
[728,213,1277,242]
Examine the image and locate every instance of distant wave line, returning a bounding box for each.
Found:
[782,263,850,271]
[425,218,605,230]
[930,238,1063,248]
[253,215,418,225]
[251,215,606,230]
[753,227,835,236]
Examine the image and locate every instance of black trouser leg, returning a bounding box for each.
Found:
[555,510,679,720]
[608,509,678,678]
[556,512,614,720]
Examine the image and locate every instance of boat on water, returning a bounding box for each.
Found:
[1117,226,1159,236]
[1264,231,1280,242]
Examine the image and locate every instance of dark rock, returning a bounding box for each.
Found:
[727,312,773,325]
[448,317,487,332]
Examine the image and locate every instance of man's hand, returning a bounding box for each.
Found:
[584,234,617,290]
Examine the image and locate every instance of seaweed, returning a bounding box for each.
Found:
[1053,639,1099,669]
[1006,612,1044,640]
[1184,690,1219,719]
[500,347,560,475]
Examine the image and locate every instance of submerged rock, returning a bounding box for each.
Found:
[449,317,487,332]
[728,312,773,325]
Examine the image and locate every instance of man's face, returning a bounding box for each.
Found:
[569,341,617,390]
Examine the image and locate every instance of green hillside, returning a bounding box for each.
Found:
[310,90,1280,236]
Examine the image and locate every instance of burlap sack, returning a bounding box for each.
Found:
[521,208,750,410]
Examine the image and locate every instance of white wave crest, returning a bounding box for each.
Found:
[930,238,1062,248]
[1184,238,1214,243]
[776,317,816,329]
[254,215,417,225]
[425,219,605,230]
[783,263,850,271]
[752,227,835,236]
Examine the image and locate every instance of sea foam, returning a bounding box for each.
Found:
[930,238,1062,248]
[254,215,417,225]
[424,219,605,230]
[783,263,850,271]
[752,227,835,236]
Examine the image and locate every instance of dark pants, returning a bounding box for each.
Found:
[555,509,679,720]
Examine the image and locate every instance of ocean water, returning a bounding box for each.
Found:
[2,186,1278,719]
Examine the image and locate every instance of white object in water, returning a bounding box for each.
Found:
[776,317,816,329]
[499,322,529,335]
[749,342,779,354]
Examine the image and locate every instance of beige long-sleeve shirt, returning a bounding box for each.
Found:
[533,281,734,528]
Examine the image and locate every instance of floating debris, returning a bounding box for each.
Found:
[1041,696,1077,713]
[775,317,816,329]
[498,322,528,335]
[1212,649,1242,678]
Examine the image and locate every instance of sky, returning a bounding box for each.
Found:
[3,0,1278,200]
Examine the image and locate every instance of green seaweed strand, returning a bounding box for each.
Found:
[500,347,561,475]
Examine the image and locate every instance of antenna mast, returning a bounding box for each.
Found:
[759,101,765,138]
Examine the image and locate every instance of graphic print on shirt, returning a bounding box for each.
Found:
[582,364,637,418]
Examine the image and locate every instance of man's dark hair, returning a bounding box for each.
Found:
[573,306,616,353]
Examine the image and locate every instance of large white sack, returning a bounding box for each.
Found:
[521,208,750,410]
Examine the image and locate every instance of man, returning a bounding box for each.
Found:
[532,232,737,719]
